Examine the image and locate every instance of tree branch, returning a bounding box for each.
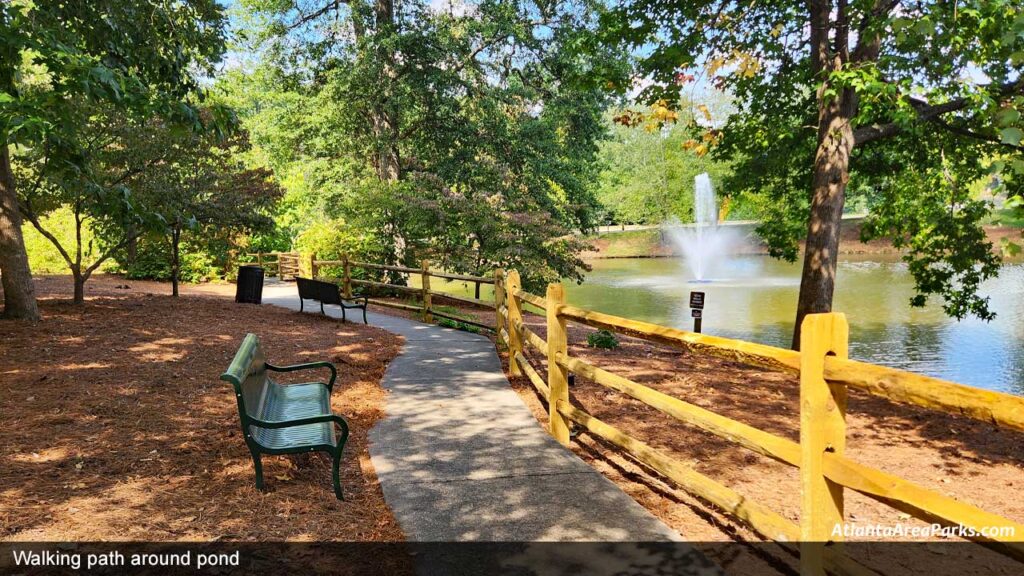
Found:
[287,1,342,32]
[84,229,144,278]
[18,199,75,270]
[850,0,899,62]
[853,80,1024,146]
[806,0,833,75]
[930,117,1024,152]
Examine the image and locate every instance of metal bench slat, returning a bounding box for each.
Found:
[220,333,348,498]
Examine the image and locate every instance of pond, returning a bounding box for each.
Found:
[562,256,1024,395]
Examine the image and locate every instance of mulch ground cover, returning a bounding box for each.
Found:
[1,276,408,568]
[385,293,1024,574]
[505,312,1024,575]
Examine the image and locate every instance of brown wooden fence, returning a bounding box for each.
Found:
[504,270,1024,576]
[242,252,301,280]
[310,254,505,340]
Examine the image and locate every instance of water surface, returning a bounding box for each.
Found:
[563,256,1024,395]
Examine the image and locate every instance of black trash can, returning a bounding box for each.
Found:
[236,265,265,304]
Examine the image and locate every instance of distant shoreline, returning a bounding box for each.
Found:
[582,221,1022,259]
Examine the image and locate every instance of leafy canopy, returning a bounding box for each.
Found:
[599,0,1024,320]
[223,0,630,289]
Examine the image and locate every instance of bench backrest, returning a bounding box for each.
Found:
[220,333,270,425]
[296,277,342,305]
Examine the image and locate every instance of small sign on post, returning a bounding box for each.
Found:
[689,290,705,333]
[689,291,705,310]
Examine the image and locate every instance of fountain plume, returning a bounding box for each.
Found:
[664,173,742,281]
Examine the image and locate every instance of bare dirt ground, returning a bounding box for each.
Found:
[1,275,409,566]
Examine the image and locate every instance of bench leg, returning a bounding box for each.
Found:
[252,452,265,492]
[321,301,326,315]
[362,306,367,324]
[341,305,347,323]
[300,298,304,312]
[331,449,344,500]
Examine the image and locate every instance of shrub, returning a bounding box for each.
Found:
[123,237,221,283]
[586,329,619,349]
[293,219,379,279]
[437,317,481,334]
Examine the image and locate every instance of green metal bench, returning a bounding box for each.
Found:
[220,333,349,499]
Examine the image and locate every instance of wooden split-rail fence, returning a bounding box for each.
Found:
[238,254,1024,575]
[499,270,1024,576]
[309,254,504,338]
[242,252,302,280]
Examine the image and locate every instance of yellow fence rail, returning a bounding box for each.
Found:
[505,272,1024,576]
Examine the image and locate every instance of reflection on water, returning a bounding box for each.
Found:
[564,256,1024,395]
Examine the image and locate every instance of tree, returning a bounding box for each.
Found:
[129,124,282,296]
[596,97,735,226]
[16,105,169,303]
[227,0,628,289]
[0,0,226,319]
[600,0,1024,348]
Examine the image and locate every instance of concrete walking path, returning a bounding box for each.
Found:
[261,284,717,573]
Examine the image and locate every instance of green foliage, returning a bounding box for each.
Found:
[220,0,628,292]
[586,329,620,350]
[1,0,228,151]
[596,0,1024,321]
[436,317,481,334]
[293,220,378,279]
[595,97,736,226]
[122,238,221,284]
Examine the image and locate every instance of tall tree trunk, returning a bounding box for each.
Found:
[125,228,138,266]
[0,145,40,320]
[792,88,857,349]
[171,227,181,297]
[72,267,85,305]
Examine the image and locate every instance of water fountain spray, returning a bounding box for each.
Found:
[664,173,740,282]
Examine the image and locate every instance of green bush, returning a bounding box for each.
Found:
[437,317,481,334]
[293,219,378,279]
[123,238,222,283]
[586,329,619,349]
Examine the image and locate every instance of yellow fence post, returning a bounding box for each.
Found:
[421,260,433,323]
[546,283,570,446]
[309,253,318,279]
[800,312,850,576]
[257,252,264,268]
[342,254,352,298]
[506,270,523,376]
[494,269,506,348]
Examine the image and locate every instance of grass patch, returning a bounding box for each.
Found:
[985,208,1024,228]
[585,229,664,258]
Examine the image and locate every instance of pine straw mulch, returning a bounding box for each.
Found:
[503,312,1024,576]
[0,277,408,565]
[372,295,1024,575]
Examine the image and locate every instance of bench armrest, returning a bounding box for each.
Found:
[250,413,349,433]
[265,361,337,392]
